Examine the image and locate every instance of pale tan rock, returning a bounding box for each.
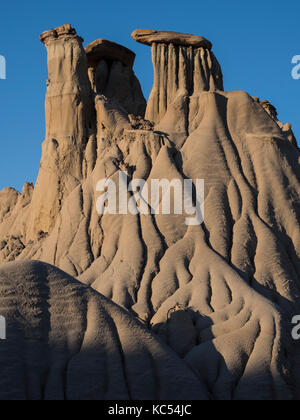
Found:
[27,25,95,240]
[0,188,20,223]
[132,29,212,49]
[40,24,84,44]
[95,94,132,139]
[260,99,278,119]
[260,99,298,146]
[0,25,299,401]
[0,235,25,261]
[0,183,34,258]
[132,29,223,128]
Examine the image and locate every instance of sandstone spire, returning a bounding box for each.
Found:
[132,29,223,125]
[27,25,95,239]
[85,38,146,117]
[40,24,94,141]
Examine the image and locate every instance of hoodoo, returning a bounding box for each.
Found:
[85,39,146,116]
[28,25,95,239]
[0,24,299,401]
[132,29,223,126]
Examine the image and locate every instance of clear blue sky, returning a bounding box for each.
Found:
[0,0,299,191]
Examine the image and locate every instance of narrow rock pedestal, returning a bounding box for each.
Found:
[27,25,95,240]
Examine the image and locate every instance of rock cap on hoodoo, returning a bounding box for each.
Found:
[40,24,83,45]
[85,39,136,68]
[131,29,212,50]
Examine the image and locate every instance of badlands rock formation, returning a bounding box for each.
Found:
[0,25,299,400]
[132,29,223,143]
[0,260,207,400]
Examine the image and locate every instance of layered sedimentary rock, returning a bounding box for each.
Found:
[86,38,146,117]
[27,25,95,240]
[0,25,299,400]
[132,29,223,136]
[0,260,207,400]
[132,29,213,49]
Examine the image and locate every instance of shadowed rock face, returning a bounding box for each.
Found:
[86,39,146,117]
[0,260,208,400]
[86,38,136,68]
[0,25,299,400]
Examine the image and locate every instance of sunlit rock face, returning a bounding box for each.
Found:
[132,29,223,129]
[0,25,299,400]
[27,25,96,240]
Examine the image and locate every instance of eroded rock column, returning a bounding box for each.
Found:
[27,24,95,239]
[40,24,94,144]
[132,29,223,125]
[85,39,146,117]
